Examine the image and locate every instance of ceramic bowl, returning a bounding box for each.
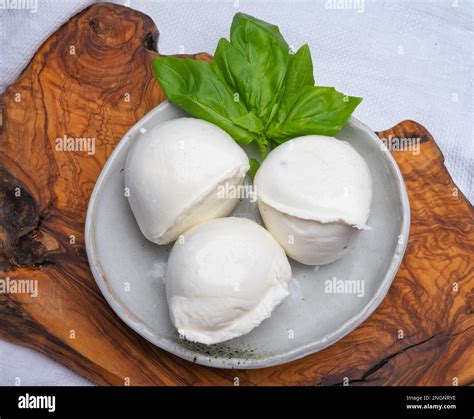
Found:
[85,101,410,369]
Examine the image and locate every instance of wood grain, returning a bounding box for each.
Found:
[0,3,472,386]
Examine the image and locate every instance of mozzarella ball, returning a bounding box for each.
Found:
[125,118,249,244]
[255,136,372,265]
[165,217,292,345]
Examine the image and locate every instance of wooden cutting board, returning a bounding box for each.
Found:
[0,3,472,386]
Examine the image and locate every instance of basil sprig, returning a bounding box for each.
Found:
[152,13,362,162]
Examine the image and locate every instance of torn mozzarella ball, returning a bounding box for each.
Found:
[255,135,372,265]
[165,217,292,345]
[125,118,249,244]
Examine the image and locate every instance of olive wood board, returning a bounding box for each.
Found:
[0,3,472,386]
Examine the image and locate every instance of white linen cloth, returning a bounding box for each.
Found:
[0,0,472,385]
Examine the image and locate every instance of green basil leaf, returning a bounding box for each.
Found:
[152,13,363,160]
[266,43,361,142]
[267,85,362,142]
[231,13,288,51]
[265,43,314,128]
[283,44,315,93]
[153,56,256,144]
[248,158,260,179]
[233,111,265,134]
[212,13,290,121]
[211,39,238,92]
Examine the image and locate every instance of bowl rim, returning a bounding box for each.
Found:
[85,100,411,369]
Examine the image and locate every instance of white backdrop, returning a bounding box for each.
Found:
[0,0,472,385]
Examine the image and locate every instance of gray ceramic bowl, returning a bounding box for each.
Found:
[85,101,410,369]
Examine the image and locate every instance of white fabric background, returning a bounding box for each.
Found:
[0,0,472,385]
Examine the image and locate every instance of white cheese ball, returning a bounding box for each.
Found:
[125,118,249,244]
[255,136,372,265]
[165,217,292,345]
